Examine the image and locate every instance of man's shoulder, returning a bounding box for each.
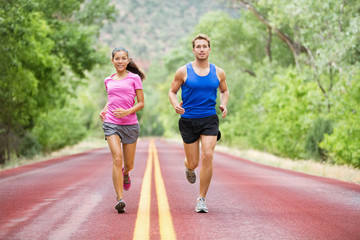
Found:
[176,65,188,74]
[173,64,188,83]
[212,64,226,80]
[210,63,223,71]
[213,64,225,73]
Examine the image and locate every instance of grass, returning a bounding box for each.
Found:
[1,137,359,185]
[1,137,108,171]
[216,145,360,184]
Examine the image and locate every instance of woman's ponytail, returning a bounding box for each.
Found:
[127,58,146,81]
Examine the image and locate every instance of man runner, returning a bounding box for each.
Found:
[169,33,229,213]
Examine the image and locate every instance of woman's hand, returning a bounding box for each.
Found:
[113,108,130,118]
[100,111,106,121]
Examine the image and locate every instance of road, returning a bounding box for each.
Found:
[1,138,359,240]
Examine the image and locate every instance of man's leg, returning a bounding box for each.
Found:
[199,135,217,198]
[183,139,200,184]
[183,139,200,170]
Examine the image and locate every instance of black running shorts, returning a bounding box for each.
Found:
[178,114,221,144]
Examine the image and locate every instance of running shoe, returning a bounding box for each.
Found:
[123,173,131,191]
[115,199,126,213]
[185,168,196,184]
[122,167,131,191]
[195,198,208,213]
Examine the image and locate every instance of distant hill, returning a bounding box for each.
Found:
[99,0,238,70]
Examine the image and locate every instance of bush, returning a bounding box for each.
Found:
[18,132,42,158]
[319,71,360,167]
[32,106,87,153]
[257,70,324,158]
[305,117,333,160]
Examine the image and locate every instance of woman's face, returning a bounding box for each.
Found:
[112,50,129,72]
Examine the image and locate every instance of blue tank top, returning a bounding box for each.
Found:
[181,63,220,118]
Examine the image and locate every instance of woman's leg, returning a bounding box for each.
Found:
[106,135,123,200]
[123,141,137,175]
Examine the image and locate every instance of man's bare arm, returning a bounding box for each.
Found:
[217,67,229,119]
[169,66,186,115]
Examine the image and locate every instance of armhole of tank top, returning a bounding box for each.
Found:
[213,64,220,83]
[183,64,189,84]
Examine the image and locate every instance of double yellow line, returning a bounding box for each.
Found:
[133,140,176,240]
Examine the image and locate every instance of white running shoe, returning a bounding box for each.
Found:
[195,198,208,213]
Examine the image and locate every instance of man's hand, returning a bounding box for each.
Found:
[219,105,227,119]
[175,101,185,115]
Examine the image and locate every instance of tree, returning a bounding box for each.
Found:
[155,0,360,167]
[0,0,115,163]
[229,0,360,110]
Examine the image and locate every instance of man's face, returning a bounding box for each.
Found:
[193,39,211,60]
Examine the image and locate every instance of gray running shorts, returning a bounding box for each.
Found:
[103,122,140,144]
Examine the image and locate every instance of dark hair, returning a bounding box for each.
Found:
[127,58,146,81]
[192,33,211,48]
[112,47,146,81]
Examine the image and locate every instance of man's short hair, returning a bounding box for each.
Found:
[192,34,211,48]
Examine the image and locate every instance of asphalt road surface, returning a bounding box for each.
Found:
[1,139,359,240]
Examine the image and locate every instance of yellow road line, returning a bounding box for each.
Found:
[153,141,177,240]
[133,140,176,240]
[133,142,153,240]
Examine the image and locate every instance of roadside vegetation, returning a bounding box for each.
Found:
[1,0,359,175]
[2,137,359,185]
[152,1,360,169]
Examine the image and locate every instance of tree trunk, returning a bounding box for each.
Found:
[0,127,8,165]
[265,26,272,62]
[0,149,5,165]
[234,0,309,69]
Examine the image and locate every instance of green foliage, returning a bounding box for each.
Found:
[32,105,87,153]
[305,117,333,160]
[18,133,42,158]
[0,0,115,163]
[250,70,324,158]
[0,4,60,129]
[158,10,299,142]
[99,0,238,61]
[153,0,360,168]
[2,0,359,169]
[163,43,194,73]
[140,60,178,136]
[320,70,360,167]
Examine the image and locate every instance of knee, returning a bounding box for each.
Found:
[113,155,123,167]
[124,162,134,171]
[201,151,213,165]
[186,158,199,170]
[188,162,198,170]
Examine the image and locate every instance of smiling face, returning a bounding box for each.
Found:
[193,39,211,60]
[111,50,129,72]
